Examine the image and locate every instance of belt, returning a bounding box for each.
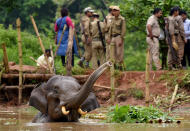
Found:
[92,38,101,41]
[112,34,120,37]
[147,35,159,38]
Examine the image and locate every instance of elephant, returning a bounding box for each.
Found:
[29,62,112,123]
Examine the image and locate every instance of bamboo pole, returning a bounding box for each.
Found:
[145,49,150,103]
[110,43,115,105]
[54,25,67,56]
[50,45,55,73]
[30,15,53,73]
[2,43,9,73]
[169,84,179,112]
[66,27,74,76]
[74,31,82,57]
[16,18,23,105]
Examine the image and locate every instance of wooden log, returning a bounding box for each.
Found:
[54,25,67,56]
[93,84,127,91]
[2,73,89,83]
[110,43,115,105]
[2,43,9,73]
[66,27,74,76]
[30,16,53,73]
[16,18,23,105]
[145,49,150,103]
[5,85,35,89]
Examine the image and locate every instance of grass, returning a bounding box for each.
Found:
[158,70,190,90]
[127,88,144,100]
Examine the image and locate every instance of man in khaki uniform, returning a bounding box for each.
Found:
[108,6,126,69]
[168,7,187,70]
[105,6,114,61]
[78,7,94,68]
[146,8,162,71]
[90,13,105,69]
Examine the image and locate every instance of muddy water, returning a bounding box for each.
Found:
[0,106,190,131]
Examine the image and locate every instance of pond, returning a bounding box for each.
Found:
[0,106,190,131]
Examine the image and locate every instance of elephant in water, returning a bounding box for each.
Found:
[29,62,112,123]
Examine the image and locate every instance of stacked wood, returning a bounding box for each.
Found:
[2,74,89,84]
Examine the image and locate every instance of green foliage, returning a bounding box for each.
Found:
[0,24,54,65]
[0,25,86,75]
[1,0,190,71]
[128,88,144,100]
[159,70,190,89]
[0,0,57,34]
[107,105,173,123]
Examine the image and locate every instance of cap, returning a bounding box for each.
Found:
[92,12,99,16]
[112,6,120,11]
[109,5,114,9]
[89,9,95,13]
[84,7,92,13]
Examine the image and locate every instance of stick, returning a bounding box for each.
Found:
[94,84,126,91]
[16,18,23,105]
[29,56,48,69]
[110,43,115,105]
[30,15,53,73]
[54,25,67,56]
[74,31,82,57]
[66,27,74,76]
[169,84,179,112]
[50,45,55,73]
[145,49,150,103]
[1,43,9,73]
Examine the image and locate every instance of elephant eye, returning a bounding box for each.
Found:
[53,88,58,94]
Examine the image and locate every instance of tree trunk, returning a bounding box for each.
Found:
[66,27,74,76]
[2,43,9,73]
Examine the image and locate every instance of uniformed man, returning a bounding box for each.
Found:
[90,13,105,69]
[180,10,190,69]
[78,7,94,68]
[168,7,187,70]
[105,6,114,61]
[146,8,162,71]
[108,6,126,69]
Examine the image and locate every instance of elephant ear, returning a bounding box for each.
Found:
[81,92,100,112]
[29,83,48,114]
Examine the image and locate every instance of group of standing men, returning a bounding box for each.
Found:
[78,6,126,70]
[147,7,190,71]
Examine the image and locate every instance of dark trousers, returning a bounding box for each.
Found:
[182,39,190,67]
[61,55,74,67]
[61,47,75,66]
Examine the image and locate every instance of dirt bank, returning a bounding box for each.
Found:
[0,70,189,109]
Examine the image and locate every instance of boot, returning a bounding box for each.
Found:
[78,57,84,68]
[85,62,89,68]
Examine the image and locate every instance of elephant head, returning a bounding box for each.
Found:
[29,62,112,122]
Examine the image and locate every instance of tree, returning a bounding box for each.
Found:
[0,0,57,33]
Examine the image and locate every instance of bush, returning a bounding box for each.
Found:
[107,105,173,123]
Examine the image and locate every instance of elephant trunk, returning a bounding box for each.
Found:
[66,61,112,109]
